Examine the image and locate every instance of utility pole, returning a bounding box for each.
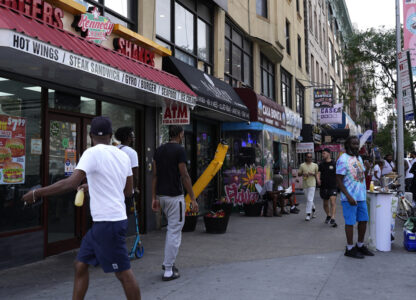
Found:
[396,0,405,192]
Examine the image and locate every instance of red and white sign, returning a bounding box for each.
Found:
[74,7,114,44]
[0,114,26,184]
[162,102,190,125]
[296,142,314,154]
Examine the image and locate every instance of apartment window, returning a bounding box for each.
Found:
[314,11,317,37]
[86,0,137,30]
[329,41,334,66]
[261,54,275,99]
[320,67,324,86]
[296,81,305,116]
[311,54,315,82]
[156,0,213,72]
[335,52,339,75]
[316,61,319,85]
[224,21,253,87]
[323,27,326,53]
[305,37,309,73]
[308,1,312,33]
[330,77,335,92]
[256,0,267,18]
[324,73,327,85]
[328,4,333,32]
[285,20,291,55]
[336,86,342,103]
[296,0,300,13]
[297,35,302,68]
[281,68,292,108]
[318,19,322,47]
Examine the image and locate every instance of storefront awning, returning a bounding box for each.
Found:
[163,56,250,121]
[234,88,286,130]
[0,5,196,107]
[221,122,292,138]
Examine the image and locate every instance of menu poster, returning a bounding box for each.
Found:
[0,115,26,184]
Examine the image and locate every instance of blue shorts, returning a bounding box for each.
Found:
[77,220,130,273]
[341,201,369,225]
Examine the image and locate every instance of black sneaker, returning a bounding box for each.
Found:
[162,265,179,274]
[325,216,331,224]
[330,219,337,227]
[356,245,374,256]
[344,246,365,259]
[290,207,299,214]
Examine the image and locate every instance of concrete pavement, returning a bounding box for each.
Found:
[1,193,415,299]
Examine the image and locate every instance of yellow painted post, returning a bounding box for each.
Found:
[185,141,229,211]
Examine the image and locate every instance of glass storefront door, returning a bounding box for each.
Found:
[46,114,91,256]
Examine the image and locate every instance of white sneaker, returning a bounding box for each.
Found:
[305,214,311,221]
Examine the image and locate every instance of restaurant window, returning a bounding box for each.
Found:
[281,68,292,109]
[0,78,42,233]
[48,92,96,115]
[261,54,275,99]
[296,81,305,117]
[224,21,253,87]
[285,20,291,55]
[156,0,213,73]
[297,35,302,68]
[256,0,267,18]
[86,0,137,30]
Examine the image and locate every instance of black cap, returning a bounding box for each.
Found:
[90,116,112,136]
[322,148,331,154]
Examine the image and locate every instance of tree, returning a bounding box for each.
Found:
[343,27,416,154]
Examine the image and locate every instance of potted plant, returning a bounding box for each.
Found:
[203,210,229,234]
[182,211,198,232]
[243,199,263,217]
[211,197,233,216]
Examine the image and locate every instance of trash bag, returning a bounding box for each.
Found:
[404,217,416,233]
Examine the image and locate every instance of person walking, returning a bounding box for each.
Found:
[336,136,374,259]
[317,148,338,227]
[152,125,198,281]
[21,116,141,300]
[298,153,319,221]
[405,151,416,192]
[115,127,140,214]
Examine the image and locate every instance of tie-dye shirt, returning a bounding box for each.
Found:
[336,153,366,202]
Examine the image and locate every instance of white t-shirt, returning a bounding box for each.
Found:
[372,164,381,181]
[406,158,416,179]
[381,160,395,176]
[76,144,132,222]
[117,144,139,168]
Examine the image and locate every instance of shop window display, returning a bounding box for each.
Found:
[0,78,42,233]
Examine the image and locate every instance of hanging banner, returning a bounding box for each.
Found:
[0,115,26,184]
[313,88,334,108]
[319,103,343,124]
[162,102,190,125]
[296,142,314,153]
[403,0,416,75]
[398,51,416,120]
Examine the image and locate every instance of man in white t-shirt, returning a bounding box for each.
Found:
[381,154,396,176]
[372,160,383,185]
[115,127,140,215]
[22,117,141,300]
[405,151,416,191]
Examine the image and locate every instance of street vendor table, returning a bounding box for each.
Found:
[367,191,396,252]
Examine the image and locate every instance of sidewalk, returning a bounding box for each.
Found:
[1,193,415,299]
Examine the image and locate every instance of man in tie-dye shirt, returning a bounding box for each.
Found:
[336,136,374,259]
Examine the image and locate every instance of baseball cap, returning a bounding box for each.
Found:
[90,116,112,136]
[322,148,331,154]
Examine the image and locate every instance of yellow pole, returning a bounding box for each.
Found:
[185,141,229,211]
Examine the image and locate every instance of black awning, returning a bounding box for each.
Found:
[163,57,249,121]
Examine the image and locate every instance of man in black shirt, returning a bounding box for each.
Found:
[317,148,338,227]
[152,125,198,282]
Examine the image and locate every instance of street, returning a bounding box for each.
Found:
[1,193,415,300]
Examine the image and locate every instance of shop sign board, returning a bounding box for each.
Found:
[114,38,155,66]
[398,51,416,120]
[403,0,416,75]
[0,0,64,28]
[315,144,345,153]
[0,114,26,184]
[285,108,302,129]
[313,88,333,108]
[296,142,314,153]
[257,98,286,129]
[73,7,115,44]
[162,102,190,125]
[4,31,196,107]
[319,103,343,124]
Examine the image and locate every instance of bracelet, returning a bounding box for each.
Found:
[32,189,37,203]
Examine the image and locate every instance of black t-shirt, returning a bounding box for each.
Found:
[154,142,187,196]
[318,160,337,189]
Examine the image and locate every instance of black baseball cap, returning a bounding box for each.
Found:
[322,148,331,154]
[90,116,112,136]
